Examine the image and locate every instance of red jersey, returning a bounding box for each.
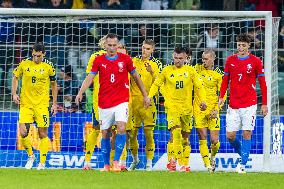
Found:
[220,54,267,109]
[91,52,136,109]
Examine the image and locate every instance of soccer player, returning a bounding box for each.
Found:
[76,33,149,172]
[12,42,57,170]
[83,36,107,170]
[128,39,162,171]
[219,33,268,173]
[194,49,225,172]
[147,46,207,172]
[83,38,129,170]
[162,47,194,172]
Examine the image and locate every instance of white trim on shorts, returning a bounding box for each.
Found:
[226,104,257,132]
[99,102,129,130]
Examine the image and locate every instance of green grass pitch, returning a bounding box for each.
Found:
[0,169,284,189]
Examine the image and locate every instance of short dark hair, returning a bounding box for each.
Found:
[143,39,155,48]
[33,42,45,53]
[174,46,189,55]
[105,33,118,40]
[61,64,73,77]
[236,33,252,44]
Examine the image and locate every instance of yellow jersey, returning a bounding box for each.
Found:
[13,58,56,108]
[149,65,206,115]
[193,64,224,113]
[86,50,106,109]
[130,56,161,97]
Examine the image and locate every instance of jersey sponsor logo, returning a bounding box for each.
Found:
[252,84,256,90]
[118,62,124,72]
[215,157,252,169]
[170,74,174,78]
[102,64,107,69]
[48,154,97,168]
[231,64,235,67]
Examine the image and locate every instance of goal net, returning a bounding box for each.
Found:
[0,9,282,172]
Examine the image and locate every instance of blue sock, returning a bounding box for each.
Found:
[101,138,111,166]
[241,139,251,166]
[229,139,242,156]
[114,134,126,161]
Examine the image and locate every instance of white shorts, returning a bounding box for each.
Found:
[99,102,129,130]
[226,105,257,132]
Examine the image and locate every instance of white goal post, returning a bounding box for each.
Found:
[0,8,282,172]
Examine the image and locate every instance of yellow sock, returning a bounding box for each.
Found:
[129,128,139,159]
[144,127,155,161]
[167,142,174,161]
[39,137,49,164]
[85,129,99,162]
[211,141,220,157]
[199,140,210,167]
[110,149,115,166]
[173,128,183,164]
[183,145,191,167]
[120,145,127,162]
[21,136,33,156]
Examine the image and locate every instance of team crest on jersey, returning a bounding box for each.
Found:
[118,62,124,72]
[247,64,252,73]
[40,68,45,74]
[208,76,212,81]
[184,72,188,78]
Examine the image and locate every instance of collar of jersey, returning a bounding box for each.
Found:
[137,55,153,61]
[105,54,118,61]
[237,54,250,60]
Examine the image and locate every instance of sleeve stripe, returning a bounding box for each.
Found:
[257,74,265,77]
[90,71,97,75]
[224,72,230,76]
[130,69,136,75]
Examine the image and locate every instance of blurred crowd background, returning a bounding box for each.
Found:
[0,0,283,114]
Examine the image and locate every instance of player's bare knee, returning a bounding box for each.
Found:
[197,128,207,140]
[20,123,30,138]
[116,126,126,134]
[101,130,109,138]
[226,132,236,141]
[211,138,219,145]
[243,130,252,140]
[38,128,47,139]
[181,130,190,139]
